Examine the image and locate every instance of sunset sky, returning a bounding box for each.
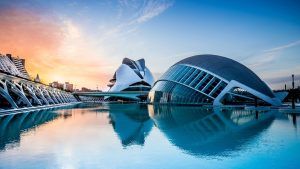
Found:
[0,0,299,90]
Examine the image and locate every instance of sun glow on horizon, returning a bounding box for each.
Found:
[0,0,299,90]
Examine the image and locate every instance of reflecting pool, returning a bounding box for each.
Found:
[0,103,299,169]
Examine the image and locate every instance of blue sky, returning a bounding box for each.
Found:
[0,0,299,89]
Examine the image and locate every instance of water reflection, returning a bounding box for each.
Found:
[287,113,300,128]
[148,105,276,157]
[92,104,153,147]
[0,110,60,151]
[0,104,299,169]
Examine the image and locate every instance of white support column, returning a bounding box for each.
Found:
[34,86,49,105]
[42,88,55,104]
[6,80,32,107]
[0,80,18,108]
[56,91,66,103]
[22,83,42,105]
[51,90,63,103]
[48,90,60,104]
[213,80,281,106]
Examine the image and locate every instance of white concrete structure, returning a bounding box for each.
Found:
[0,72,78,109]
[0,54,29,79]
[149,54,283,106]
[106,58,154,101]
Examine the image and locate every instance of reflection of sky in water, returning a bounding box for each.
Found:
[0,103,299,169]
[149,106,277,157]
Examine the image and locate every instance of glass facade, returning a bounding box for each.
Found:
[149,64,271,105]
[221,87,272,106]
[148,81,213,104]
[149,55,278,106]
[149,64,229,105]
[122,81,151,92]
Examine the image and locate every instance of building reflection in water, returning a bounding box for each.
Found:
[0,110,61,151]
[103,104,153,147]
[287,113,299,128]
[148,105,276,157]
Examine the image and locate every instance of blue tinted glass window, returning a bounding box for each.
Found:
[179,67,195,83]
[211,81,227,98]
[176,66,190,82]
[196,74,213,91]
[185,69,200,85]
[149,81,213,105]
[168,65,182,80]
[171,66,186,81]
[161,66,176,79]
[203,78,220,94]
[190,71,206,88]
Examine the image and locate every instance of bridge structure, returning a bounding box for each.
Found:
[0,72,78,110]
[74,91,149,101]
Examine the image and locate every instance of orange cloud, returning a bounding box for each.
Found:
[0,7,62,58]
[0,7,112,90]
[0,7,63,77]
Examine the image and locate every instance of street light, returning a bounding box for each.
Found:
[292,74,295,109]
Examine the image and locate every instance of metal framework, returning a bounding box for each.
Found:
[0,73,78,109]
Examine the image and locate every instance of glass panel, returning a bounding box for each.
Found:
[179,67,195,83]
[161,66,176,79]
[168,65,182,80]
[211,81,227,98]
[185,69,200,85]
[190,71,206,88]
[171,66,187,81]
[203,78,220,94]
[149,81,213,105]
[196,74,213,91]
[176,66,191,82]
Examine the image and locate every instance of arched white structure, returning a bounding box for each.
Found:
[0,73,78,109]
[106,58,155,101]
[149,54,282,106]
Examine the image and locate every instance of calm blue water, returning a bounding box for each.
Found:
[0,103,299,169]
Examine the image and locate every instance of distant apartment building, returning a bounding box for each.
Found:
[49,81,64,90]
[0,54,30,79]
[80,87,101,92]
[50,81,74,92]
[81,87,92,92]
[64,82,74,92]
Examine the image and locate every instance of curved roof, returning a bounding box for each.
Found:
[175,54,275,98]
[107,57,155,93]
[122,58,145,79]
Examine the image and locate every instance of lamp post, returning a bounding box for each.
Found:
[285,84,286,91]
[292,74,295,109]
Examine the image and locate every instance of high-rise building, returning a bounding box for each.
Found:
[0,54,23,77]
[0,54,30,79]
[6,54,30,79]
